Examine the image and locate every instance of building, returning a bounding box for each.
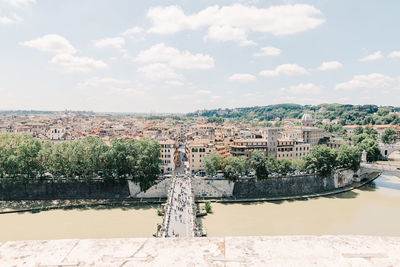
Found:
[277,139,310,160]
[301,113,314,127]
[48,127,66,140]
[302,127,326,147]
[230,138,268,159]
[159,139,178,174]
[186,139,215,173]
[215,143,230,159]
[265,128,280,157]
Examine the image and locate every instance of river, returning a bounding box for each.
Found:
[200,152,400,237]
[1,153,400,241]
[0,205,161,242]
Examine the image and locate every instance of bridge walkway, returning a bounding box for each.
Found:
[160,175,197,238]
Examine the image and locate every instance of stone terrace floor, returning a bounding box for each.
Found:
[1,235,400,266]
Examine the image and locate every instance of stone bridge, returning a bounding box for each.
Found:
[159,175,197,238]
[379,142,400,159]
[361,162,400,173]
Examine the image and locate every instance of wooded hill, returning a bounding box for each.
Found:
[188,104,400,125]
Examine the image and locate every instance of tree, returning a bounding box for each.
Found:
[133,139,161,191]
[223,156,247,182]
[204,201,212,213]
[303,145,338,177]
[351,133,371,146]
[364,125,378,138]
[250,151,268,180]
[266,156,280,174]
[203,153,222,175]
[336,145,361,172]
[354,126,364,135]
[278,159,292,175]
[381,128,397,144]
[291,158,306,171]
[358,138,381,162]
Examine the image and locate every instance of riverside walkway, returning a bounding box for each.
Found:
[161,175,197,238]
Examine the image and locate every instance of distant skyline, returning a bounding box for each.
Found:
[1,0,400,113]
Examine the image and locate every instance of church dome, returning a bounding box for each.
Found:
[301,113,313,121]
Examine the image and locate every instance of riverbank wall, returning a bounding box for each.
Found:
[233,169,355,199]
[0,181,130,200]
[0,169,372,201]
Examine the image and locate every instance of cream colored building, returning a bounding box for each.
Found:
[302,127,326,147]
[159,139,178,174]
[277,139,311,160]
[186,139,215,173]
[230,138,268,159]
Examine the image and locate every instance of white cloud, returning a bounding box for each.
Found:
[335,73,395,90]
[0,13,22,24]
[388,51,400,59]
[20,34,76,54]
[229,73,256,82]
[109,87,145,97]
[359,51,383,62]
[137,63,182,80]
[204,25,256,46]
[77,77,129,88]
[92,37,125,49]
[136,43,214,69]
[122,26,144,36]
[279,83,322,95]
[0,0,35,7]
[147,4,325,38]
[164,80,184,87]
[317,61,342,71]
[196,90,212,95]
[50,54,108,72]
[254,46,281,57]
[259,64,308,77]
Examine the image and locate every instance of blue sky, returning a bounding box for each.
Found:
[1,0,400,113]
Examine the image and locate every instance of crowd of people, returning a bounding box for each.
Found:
[163,175,195,238]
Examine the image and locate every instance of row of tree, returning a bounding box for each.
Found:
[0,133,161,190]
[203,144,363,181]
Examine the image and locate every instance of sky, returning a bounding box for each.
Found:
[1,0,400,113]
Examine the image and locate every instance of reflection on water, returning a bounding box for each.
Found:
[0,205,161,242]
[202,172,400,237]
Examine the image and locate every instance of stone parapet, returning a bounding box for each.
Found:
[1,236,399,266]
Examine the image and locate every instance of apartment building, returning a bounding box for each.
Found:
[186,139,215,173]
[277,139,311,160]
[159,139,178,174]
[302,127,326,147]
[230,138,268,159]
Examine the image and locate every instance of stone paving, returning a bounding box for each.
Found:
[1,235,399,266]
[162,175,196,238]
